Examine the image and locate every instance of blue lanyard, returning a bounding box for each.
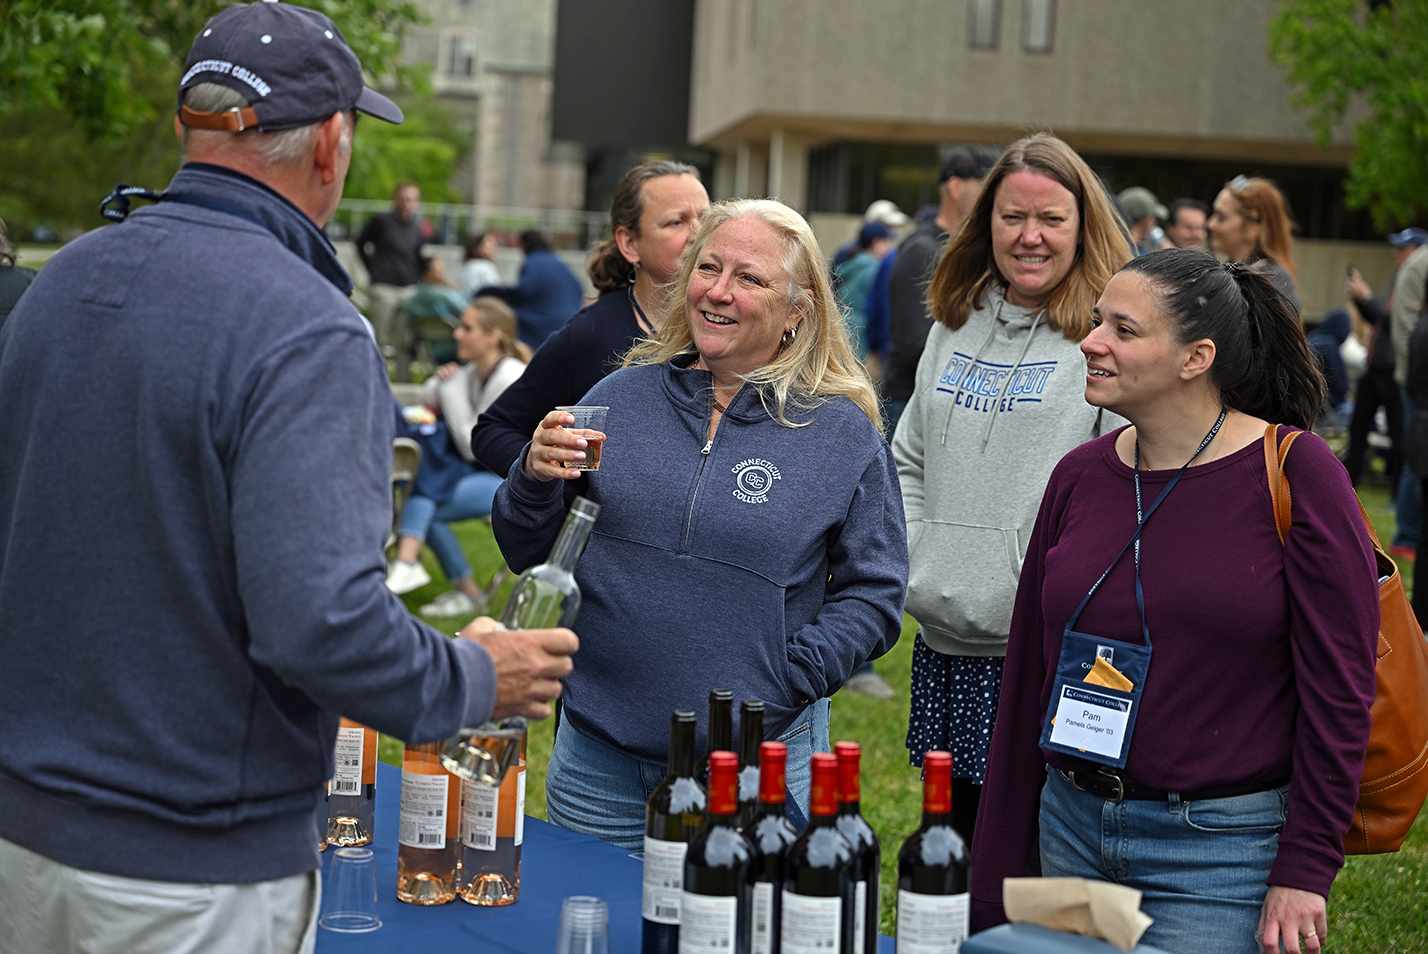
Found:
[1065,408,1227,648]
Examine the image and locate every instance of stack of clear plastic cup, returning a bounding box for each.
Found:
[555,895,609,954]
[319,847,382,933]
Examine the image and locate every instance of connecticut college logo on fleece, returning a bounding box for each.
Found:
[937,350,1058,413]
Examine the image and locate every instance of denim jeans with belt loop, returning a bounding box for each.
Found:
[1038,766,1288,954]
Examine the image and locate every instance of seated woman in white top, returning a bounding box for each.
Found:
[385,296,530,617]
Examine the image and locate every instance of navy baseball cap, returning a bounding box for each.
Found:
[178,1,403,132]
[1387,228,1428,249]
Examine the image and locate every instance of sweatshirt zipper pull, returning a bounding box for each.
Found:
[701,439,713,456]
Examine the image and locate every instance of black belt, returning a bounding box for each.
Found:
[1060,768,1288,804]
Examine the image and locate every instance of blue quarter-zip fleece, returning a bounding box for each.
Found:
[0,164,496,884]
[492,358,908,762]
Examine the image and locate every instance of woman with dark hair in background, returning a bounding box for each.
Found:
[973,249,1378,953]
[1208,175,1301,313]
[471,161,709,480]
[481,229,584,350]
[893,132,1132,847]
[458,230,501,299]
[0,215,36,330]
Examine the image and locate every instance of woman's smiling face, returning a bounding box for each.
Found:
[991,169,1081,308]
[685,215,798,380]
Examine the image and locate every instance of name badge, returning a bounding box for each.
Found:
[1038,628,1150,769]
[1047,684,1132,760]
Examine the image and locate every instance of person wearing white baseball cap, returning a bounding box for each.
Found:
[0,4,577,952]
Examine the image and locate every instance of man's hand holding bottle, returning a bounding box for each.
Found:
[459,616,577,720]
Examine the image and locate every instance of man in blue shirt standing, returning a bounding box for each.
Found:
[0,5,576,952]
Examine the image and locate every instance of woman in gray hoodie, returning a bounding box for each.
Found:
[892,133,1132,844]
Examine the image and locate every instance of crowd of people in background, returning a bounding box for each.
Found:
[0,7,1418,948]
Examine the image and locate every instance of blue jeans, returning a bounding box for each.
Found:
[1038,768,1287,954]
[397,471,503,582]
[1396,388,1421,549]
[545,700,832,850]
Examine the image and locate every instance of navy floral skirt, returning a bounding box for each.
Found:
[905,632,1004,784]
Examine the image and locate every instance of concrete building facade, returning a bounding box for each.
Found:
[403,0,584,213]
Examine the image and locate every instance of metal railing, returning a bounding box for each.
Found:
[328,199,610,251]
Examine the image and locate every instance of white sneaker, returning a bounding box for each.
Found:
[419,590,480,619]
[843,671,896,699]
[385,560,431,595]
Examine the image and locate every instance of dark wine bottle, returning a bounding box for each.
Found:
[747,741,799,954]
[895,751,969,953]
[697,689,735,788]
[781,752,854,954]
[644,710,708,954]
[681,750,755,954]
[737,699,765,831]
[834,741,881,954]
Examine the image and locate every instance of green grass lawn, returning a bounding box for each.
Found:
[380,480,1428,948]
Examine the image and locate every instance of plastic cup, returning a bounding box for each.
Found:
[319,847,382,934]
[555,406,609,471]
[555,895,609,954]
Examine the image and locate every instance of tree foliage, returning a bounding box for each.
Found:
[0,0,482,238]
[1269,0,1428,229]
[0,0,424,141]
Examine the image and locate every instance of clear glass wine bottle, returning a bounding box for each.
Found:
[441,496,600,787]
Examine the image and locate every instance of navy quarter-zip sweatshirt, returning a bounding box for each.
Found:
[492,358,908,762]
[0,164,496,884]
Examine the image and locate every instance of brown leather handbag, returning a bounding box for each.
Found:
[1265,424,1428,853]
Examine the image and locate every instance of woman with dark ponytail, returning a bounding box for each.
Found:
[470,161,708,480]
[974,248,1379,953]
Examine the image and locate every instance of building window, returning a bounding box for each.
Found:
[970,0,1000,49]
[444,29,479,78]
[1023,0,1055,53]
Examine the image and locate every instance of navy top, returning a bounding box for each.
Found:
[0,164,495,885]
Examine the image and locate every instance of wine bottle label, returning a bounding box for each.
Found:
[781,890,842,954]
[751,882,774,954]
[460,780,499,851]
[852,880,866,954]
[895,890,969,954]
[677,892,737,953]
[398,770,450,849]
[514,767,527,847]
[329,726,364,796]
[641,836,688,924]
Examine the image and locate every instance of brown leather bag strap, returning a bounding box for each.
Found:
[1264,423,1385,551]
[1264,423,1300,543]
[180,104,260,132]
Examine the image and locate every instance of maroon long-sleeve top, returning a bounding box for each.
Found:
[971,426,1379,928]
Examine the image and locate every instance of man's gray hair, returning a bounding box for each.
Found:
[181,83,351,167]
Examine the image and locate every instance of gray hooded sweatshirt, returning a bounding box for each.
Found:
[892,285,1125,657]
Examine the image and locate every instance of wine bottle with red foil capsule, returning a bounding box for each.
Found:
[834,742,880,954]
[747,741,799,954]
[895,751,969,953]
[644,710,707,954]
[396,740,460,905]
[781,752,854,954]
[736,700,765,832]
[681,751,755,954]
[697,689,734,788]
[327,718,377,847]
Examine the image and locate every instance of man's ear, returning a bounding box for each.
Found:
[313,112,346,185]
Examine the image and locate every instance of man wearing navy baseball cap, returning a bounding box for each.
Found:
[0,5,577,950]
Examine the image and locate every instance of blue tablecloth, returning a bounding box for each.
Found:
[318,762,895,953]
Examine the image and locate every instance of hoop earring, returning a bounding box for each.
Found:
[780,324,797,350]
[628,260,640,285]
